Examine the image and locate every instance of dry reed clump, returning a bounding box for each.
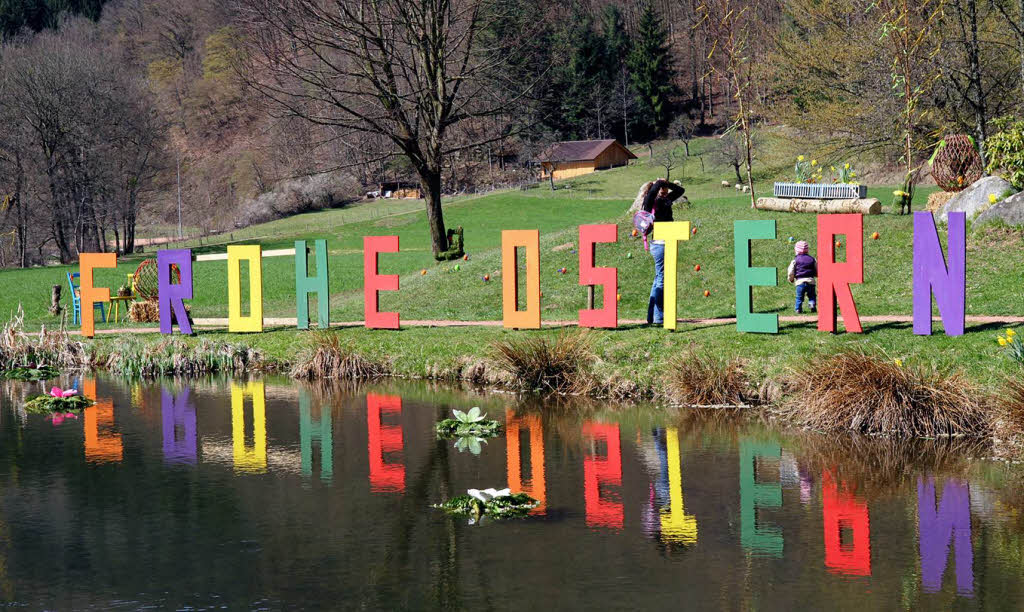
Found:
[289,332,389,380]
[490,330,595,394]
[662,347,752,406]
[0,308,89,370]
[992,378,1024,459]
[104,337,265,377]
[784,350,991,437]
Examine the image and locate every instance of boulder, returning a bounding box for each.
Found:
[938,176,1013,221]
[974,191,1024,226]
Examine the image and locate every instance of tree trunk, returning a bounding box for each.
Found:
[964,0,987,165]
[733,162,742,183]
[418,165,449,257]
[755,197,882,214]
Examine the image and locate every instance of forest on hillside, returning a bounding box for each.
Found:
[0,0,1022,265]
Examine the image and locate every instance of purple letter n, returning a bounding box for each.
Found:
[158,249,193,335]
[913,212,965,336]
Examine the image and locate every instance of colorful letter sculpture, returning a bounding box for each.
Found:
[158,249,193,335]
[652,221,691,330]
[296,239,330,330]
[231,381,267,474]
[300,389,333,482]
[913,212,966,336]
[501,230,541,329]
[78,253,116,338]
[505,410,546,514]
[822,469,871,576]
[82,379,123,464]
[582,422,623,528]
[367,393,405,492]
[659,428,698,544]
[227,245,264,333]
[734,220,778,333]
[817,214,864,333]
[578,224,618,328]
[161,387,197,464]
[918,477,973,595]
[363,236,400,329]
[740,440,783,556]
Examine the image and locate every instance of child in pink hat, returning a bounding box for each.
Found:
[787,240,817,314]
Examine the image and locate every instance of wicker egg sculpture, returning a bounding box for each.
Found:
[931,134,983,193]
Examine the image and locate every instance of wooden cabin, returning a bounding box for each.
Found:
[538,139,637,181]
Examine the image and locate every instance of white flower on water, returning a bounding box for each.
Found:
[467,487,511,502]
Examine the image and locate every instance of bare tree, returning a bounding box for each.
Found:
[655,142,682,181]
[236,0,541,258]
[699,0,758,206]
[711,130,747,184]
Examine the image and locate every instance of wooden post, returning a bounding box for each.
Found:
[49,285,62,315]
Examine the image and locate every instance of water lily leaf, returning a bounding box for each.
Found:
[467,406,483,422]
[452,409,466,421]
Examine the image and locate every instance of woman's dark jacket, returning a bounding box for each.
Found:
[642,180,686,222]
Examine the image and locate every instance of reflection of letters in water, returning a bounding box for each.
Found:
[822,469,871,576]
[505,410,546,514]
[918,477,974,596]
[582,422,623,528]
[739,440,782,557]
[161,388,197,464]
[659,428,697,544]
[231,381,267,474]
[82,379,123,464]
[367,393,404,493]
[300,389,333,483]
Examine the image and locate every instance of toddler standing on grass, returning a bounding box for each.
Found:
[787,240,817,314]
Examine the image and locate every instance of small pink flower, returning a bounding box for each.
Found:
[61,389,78,398]
[50,387,63,398]
[64,412,78,419]
[51,414,65,426]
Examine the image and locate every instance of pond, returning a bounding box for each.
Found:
[0,375,1022,610]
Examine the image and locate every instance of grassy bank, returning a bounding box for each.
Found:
[85,320,1021,392]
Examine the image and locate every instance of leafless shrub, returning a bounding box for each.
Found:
[784,350,991,437]
[0,308,88,369]
[663,347,752,406]
[289,332,389,380]
[237,172,360,226]
[491,331,595,395]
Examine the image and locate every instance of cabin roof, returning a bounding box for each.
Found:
[537,139,637,163]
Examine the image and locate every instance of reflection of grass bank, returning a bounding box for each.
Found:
[78,322,1024,456]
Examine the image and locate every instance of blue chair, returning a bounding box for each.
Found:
[66,272,106,326]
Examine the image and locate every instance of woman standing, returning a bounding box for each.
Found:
[641,179,686,325]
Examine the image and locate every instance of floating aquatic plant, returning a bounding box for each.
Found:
[433,488,539,522]
[2,363,60,381]
[435,407,502,454]
[435,407,502,438]
[24,387,94,414]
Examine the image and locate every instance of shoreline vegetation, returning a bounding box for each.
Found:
[3,313,1022,461]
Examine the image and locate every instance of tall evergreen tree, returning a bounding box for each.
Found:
[627,0,674,138]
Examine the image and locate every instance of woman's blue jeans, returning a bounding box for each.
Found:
[648,242,665,324]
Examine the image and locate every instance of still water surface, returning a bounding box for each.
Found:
[0,375,1022,610]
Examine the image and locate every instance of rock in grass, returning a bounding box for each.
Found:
[939,176,1014,222]
[974,191,1024,226]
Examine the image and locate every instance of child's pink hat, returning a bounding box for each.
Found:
[794,240,809,255]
